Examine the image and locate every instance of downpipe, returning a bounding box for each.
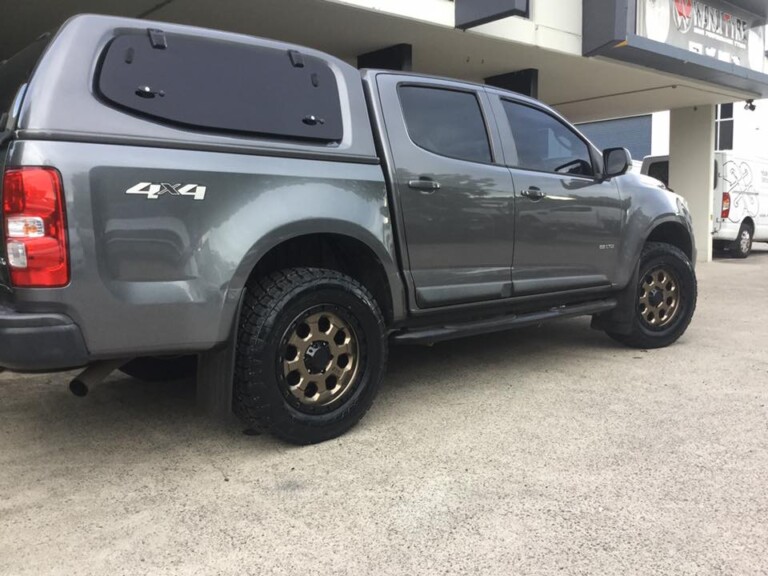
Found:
[69,359,128,397]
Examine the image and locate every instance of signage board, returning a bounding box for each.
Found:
[636,0,766,72]
[455,0,529,30]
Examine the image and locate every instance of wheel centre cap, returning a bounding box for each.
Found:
[304,341,332,374]
[648,289,663,307]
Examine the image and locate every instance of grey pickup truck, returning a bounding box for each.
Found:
[0,15,697,444]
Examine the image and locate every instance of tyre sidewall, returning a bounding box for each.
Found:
[732,224,752,258]
[238,274,386,442]
[630,245,696,346]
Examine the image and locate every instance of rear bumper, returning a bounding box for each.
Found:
[0,305,89,371]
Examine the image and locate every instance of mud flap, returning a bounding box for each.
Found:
[197,339,237,420]
[591,262,639,336]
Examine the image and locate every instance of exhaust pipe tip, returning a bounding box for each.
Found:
[69,379,89,397]
[67,359,127,397]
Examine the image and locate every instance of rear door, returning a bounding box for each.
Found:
[489,94,624,295]
[755,159,768,240]
[374,75,516,308]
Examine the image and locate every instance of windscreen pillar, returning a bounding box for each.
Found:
[669,105,716,263]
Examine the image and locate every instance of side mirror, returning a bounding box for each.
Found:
[603,147,632,178]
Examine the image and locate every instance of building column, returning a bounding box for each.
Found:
[485,68,539,98]
[669,105,716,263]
[357,44,412,71]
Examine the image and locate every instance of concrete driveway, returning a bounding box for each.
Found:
[2,247,767,576]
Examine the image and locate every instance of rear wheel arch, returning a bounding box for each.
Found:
[247,232,396,325]
[215,226,402,347]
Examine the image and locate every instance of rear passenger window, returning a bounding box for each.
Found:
[98,31,343,142]
[398,86,492,164]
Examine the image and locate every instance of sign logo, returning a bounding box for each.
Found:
[637,0,763,72]
[673,0,693,33]
[670,0,749,46]
[126,182,207,201]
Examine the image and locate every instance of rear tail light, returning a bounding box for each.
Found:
[2,168,69,287]
[721,192,731,219]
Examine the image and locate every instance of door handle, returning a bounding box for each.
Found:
[521,186,546,200]
[408,179,441,193]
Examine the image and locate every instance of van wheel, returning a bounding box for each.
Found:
[233,268,387,445]
[731,223,753,258]
[607,242,697,349]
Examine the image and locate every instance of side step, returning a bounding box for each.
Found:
[391,298,617,345]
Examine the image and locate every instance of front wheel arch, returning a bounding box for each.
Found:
[645,221,694,262]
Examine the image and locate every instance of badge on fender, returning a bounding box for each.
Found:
[126,182,207,200]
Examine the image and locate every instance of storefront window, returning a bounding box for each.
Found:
[716,103,734,151]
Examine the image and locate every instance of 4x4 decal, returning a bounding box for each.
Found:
[126,182,207,200]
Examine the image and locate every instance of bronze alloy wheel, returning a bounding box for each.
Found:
[638,266,680,329]
[280,309,360,411]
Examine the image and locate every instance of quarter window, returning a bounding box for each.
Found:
[501,100,594,177]
[398,86,492,164]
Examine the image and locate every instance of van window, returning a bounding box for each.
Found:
[648,159,717,189]
[98,32,343,142]
[647,161,669,186]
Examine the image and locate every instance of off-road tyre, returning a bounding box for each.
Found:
[607,242,697,349]
[120,356,197,382]
[233,268,387,445]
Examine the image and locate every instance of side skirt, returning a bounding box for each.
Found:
[391,298,617,345]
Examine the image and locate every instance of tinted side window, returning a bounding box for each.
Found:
[98,32,343,142]
[398,86,492,164]
[648,161,669,186]
[501,100,593,177]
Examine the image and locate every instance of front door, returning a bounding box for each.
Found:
[376,76,516,308]
[491,96,624,295]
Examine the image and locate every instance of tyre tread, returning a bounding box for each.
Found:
[607,242,697,349]
[232,267,387,444]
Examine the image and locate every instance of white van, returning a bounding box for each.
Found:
[641,153,768,257]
